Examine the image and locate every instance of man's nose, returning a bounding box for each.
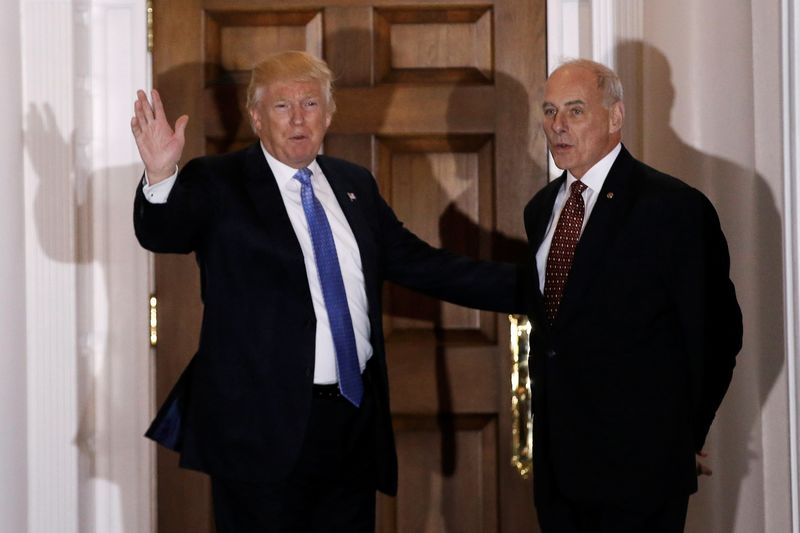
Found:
[290,107,304,125]
[550,112,566,133]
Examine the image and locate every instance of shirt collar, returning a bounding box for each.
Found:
[566,142,622,193]
[260,143,322,189]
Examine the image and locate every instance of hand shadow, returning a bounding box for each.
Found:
[25,102,147,532]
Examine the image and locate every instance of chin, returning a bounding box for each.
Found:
[552,158,571,171]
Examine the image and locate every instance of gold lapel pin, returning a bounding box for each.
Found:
[606,192,614,199]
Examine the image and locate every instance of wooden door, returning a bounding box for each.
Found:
[151,1,547,531]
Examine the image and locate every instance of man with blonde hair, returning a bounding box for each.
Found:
[522,59,742,532]
[131,50,521,531]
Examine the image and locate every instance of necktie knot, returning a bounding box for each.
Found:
[293,167,312,186]
[570,180,587,196]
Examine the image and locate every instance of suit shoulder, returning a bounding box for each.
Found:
[183,145,250,174]
[177,145,255,195]
[316,154,381,201]
[631,159,717,217]
[632,159,688,191]
[317,154,374,180]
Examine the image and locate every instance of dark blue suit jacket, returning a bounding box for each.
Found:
[523,146,742,506]
[134,142,522,495]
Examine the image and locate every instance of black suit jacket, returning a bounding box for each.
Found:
[522,146,742,506]
[134,143,521,495]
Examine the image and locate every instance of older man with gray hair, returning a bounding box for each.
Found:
[521,59,742,532]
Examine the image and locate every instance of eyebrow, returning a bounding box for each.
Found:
[542,99,586,109]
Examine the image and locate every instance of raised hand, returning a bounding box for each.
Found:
[131,89,189,184]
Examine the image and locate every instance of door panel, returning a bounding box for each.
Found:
[152,1,546,531]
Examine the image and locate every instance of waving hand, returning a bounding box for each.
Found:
[130,89,189,184]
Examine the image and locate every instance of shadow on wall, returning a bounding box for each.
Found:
[616,41,785,533]
[24,60,246,532]
[26,102,143,532]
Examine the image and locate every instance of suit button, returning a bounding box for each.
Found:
[546,349,556,359]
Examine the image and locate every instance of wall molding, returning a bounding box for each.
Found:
[545,0,643,174]
[0,0,28,531]
[19,0,152,531]
[782,0,800,530]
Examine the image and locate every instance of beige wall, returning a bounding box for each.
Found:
[549,0,791,531]
[636,3,788,530]
[0,0,28,531]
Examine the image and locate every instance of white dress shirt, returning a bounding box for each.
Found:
[142,145,373,384]
[535,143,622,292]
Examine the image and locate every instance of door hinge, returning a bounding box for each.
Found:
[149,295,158,347]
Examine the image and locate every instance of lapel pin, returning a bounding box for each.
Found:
[347,192,357,201]
[606,192,615,199]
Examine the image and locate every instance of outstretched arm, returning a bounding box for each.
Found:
[130,89,189,183]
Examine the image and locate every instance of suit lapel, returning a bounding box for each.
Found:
[241,143,311,301]
[316,157,379,301]
[529,175,566,254]
[556,147,637,326]
[524,175,565,325]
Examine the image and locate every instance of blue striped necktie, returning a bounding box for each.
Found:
[293,167,363,407]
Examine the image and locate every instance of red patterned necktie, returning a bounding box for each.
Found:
[543,180,587,325]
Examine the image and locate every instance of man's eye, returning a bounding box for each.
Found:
[571,108,583,115]
[274,102,288,110]
[543,108,555,117]
[305,100,318,108]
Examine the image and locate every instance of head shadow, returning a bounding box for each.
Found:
[615,39,785,532]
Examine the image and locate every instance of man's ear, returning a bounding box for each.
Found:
[609,101,625,134]
[249,107,261,134]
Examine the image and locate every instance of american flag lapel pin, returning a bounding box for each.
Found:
[347,192,357,201]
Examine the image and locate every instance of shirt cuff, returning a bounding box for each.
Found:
[142,166,178,204]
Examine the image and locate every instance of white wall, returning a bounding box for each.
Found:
[0,1,29,531]
[548,0,791,531]
[3,0,153,531]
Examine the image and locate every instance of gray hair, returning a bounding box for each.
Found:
[554,59,623,107]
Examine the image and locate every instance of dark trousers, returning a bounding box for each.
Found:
[211,387,377,533]
[536,482,689,533]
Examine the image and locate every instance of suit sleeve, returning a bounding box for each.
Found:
[366,177,525,314]
[669,189,742,451]
[133,157,218,254]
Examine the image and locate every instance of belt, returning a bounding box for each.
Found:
[312,383,343,399]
